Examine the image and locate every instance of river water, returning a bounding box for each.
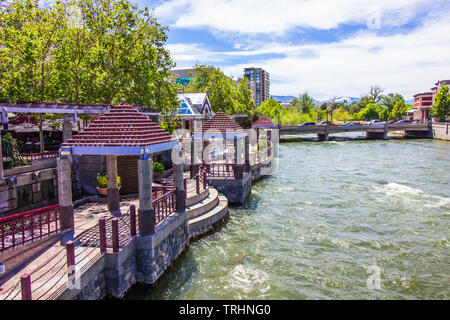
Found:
[126,136,449,300]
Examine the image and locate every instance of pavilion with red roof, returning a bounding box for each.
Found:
[190,111,249,179]
[252,115,277,128]
[57,102,182,236]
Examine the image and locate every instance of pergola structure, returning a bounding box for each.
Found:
[59,102,183,237]
[192,111,250,177]
[0,100,160,143]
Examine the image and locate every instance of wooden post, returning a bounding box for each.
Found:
[112,218,119,253]
[203,168,207,190]
[196,174,200,194]
[66,241,75,287]
[20,274,32,300]
[99,217,106,253]
[130,204,136,236]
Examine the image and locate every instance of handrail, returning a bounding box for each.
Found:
[153,189,176,226]
[2,151,59,162]
[0,204,61,252]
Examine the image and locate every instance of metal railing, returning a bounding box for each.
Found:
[204,163,235,178]
[0,205,60,252]
[2,151,59,163]
[153,189,176,226]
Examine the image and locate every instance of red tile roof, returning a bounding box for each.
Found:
[202,111,245,134]
[252,115,276,128]
[64,104,174,147]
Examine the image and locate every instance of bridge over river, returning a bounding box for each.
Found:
[279,122,432,140]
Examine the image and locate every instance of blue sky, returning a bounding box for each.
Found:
[135,0,450,100]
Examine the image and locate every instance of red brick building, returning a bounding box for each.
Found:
[413,92,433,122]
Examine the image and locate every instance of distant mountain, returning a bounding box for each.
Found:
[316,96,360,105]
[270,95,295,103]
[271,95,360,106]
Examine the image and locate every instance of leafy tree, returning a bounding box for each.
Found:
[379,93,404,113]
[379,107,389,121]
[357,96,375,109]
[0,0,178,126]
[390,100,407,121]
[292,92,315,114]
[431,85,450,121]
[183,64,255,117]
[258,98,282,121]
[355,103,381,121]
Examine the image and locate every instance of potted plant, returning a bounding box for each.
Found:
[96,173,121,196]
[153,161,165,178]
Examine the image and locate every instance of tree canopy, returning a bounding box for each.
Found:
[257,98,283,121]
[432,85,450,120]
[181,65,255,118]
[0,0,177,112]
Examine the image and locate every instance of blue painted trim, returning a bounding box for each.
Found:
[69,141,178,155]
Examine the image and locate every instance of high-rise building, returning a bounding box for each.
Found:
[243,67,270,106]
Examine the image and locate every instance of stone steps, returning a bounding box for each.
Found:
[186,188,209,207]
[186,187,219,219]
[188,195,228,239]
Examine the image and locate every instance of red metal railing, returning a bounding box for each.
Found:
[0,204,60,252]
[2,151,59,162]
[153,189,176,226]
[204,163,235,178]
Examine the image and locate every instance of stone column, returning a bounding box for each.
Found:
[62,114,73,143]
[138,155,154,236]
[244,135,250,173]
[267,130,272,157]
[106,155,120,215]
[190,137,202,178]
[57,157,74,231]
[234,136,244,179]
[173,148,186,213]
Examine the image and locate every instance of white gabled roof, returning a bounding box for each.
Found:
[176,93,212,119]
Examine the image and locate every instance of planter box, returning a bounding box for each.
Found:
[96,186,121,196]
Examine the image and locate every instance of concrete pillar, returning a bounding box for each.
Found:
[106,155,120,215]
[173,149,186,213]
[317,133,329,141]
[62,114,72,143]
[267,130,272,158]
[57,157,74,231]
[234,136,244,179]
[138,155,154,236]
[244,135,250,173]
[190,137,202,178]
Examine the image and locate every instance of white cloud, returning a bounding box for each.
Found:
[166,12,450,98]
[155,0,435,34]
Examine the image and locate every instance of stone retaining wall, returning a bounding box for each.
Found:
[433,122,450,141]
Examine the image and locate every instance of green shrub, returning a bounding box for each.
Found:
[96,173,121,188]
[153,161,165,173]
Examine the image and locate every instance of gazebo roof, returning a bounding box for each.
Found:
[252,115,277,128]
[199,111,246,138]
[63,103,176,155]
